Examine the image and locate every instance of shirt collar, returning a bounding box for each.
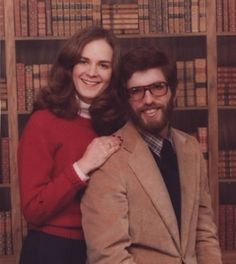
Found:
[140,129,173,157]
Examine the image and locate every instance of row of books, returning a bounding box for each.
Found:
[219,204,236,251]
[0,211,13,256]
[14,0,101,37]
[0,137,10,184]
[101,3,139,35]
[16,57,207,113]
[0,0,4,37]
[217,0,236,32]
[219,150,236,179]
[0,78,7,111]
[16,63,52,112]
[12,0,208,37]
[101,0,206,34]
[176,58,207,107]
[1,1,236,37]
[142,0,206,34]
[218,66,236,106]
[14,60,236,112]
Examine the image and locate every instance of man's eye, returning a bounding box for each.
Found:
[131,87,142,94]
[153,83,166,89]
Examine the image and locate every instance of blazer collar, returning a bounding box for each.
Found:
[172,129,198,254]
[118,123,197,254]
[118,122,181,249]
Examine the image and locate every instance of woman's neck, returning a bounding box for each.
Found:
[79,100,91,119]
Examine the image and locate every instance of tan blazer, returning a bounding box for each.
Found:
[81,122,222,264]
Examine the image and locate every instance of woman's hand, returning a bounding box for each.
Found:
[76,135,123,175]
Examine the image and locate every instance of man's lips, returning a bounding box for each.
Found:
[139,105,162,117]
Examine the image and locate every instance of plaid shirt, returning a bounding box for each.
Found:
[141,130,174,158]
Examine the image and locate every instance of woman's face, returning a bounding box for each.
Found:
[72,39,113,103]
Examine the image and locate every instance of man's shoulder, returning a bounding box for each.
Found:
[171,127,199,145]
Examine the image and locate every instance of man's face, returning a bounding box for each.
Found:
[127,68,175,137]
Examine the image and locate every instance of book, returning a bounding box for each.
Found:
[191,0,199,32]
[38,0,47,36]
[28,0,38,36]
[16,63,26,112]
[176,60,186,107]
[5,211,13,255]
[195,58,207,106]
[216,0,223,32]
[0,211,5,255]
[20,0,28,36]
[0,0,5,37]
[185,60,195,106]
[0,137,10,184]
[14,0,21,36]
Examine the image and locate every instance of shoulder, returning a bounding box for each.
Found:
[171,127,202,155]
[27,109,67,129]
[171,127,198,144]
[29,109,57,123]
[21,110,62,138]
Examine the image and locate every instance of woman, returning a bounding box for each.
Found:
[18,27,124,264]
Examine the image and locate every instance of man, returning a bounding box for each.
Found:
[81,47,222,264]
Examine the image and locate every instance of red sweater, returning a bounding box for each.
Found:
[18,110,97,239]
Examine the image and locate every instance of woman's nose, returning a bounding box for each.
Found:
[87,64,98,76]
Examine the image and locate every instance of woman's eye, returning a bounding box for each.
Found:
[100,63,110,69]
[78,59,87,64]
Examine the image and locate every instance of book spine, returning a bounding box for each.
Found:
[1,137,10,184]
[14,0,21,36]
[216,0,223,32]
[199,0,206,32]
[222,0,229,32]
[20,0,29,36]
[16,63,26,112]
[28,0,38,36]
[162,0,169,33]
[51,0,58,36]
[195,58,207,106]
[92,0,101,27]
[0,78,7,111]
[25,65,34,112]
[176,60,186,107]
[0,0,5,37]
[184,0,191,33]
[185,60,195,106]
[191,0,199,32]
[45,0,52,36]
[38,0,47,36]
[0,211,5,255]
[63,0,70,36]
[5,211,13,255]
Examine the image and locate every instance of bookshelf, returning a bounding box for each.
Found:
[0,0,236,263]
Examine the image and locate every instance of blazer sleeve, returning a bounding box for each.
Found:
[196,150,222,264]
[81,167,137,264]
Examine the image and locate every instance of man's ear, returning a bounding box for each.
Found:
[173,91,178,107]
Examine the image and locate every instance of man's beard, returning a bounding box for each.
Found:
[129,96,175,135]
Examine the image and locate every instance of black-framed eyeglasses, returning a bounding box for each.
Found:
[127,81,169,101]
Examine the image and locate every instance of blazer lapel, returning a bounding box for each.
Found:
[121,123,181,249]
[172,129,198,254]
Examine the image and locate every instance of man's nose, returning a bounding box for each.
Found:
[143,89,155,104]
